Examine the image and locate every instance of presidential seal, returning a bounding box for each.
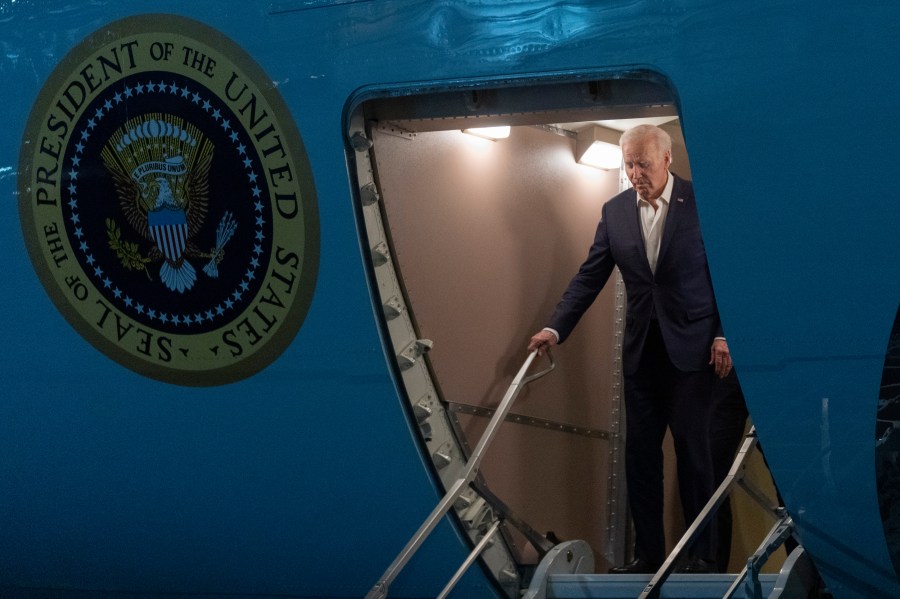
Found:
[19,15,319,386]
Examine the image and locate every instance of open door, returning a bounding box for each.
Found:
[347,71,780,595]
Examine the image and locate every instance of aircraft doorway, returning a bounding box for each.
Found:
[347,74,782,594]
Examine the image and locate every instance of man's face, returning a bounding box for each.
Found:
[622,138,672,200]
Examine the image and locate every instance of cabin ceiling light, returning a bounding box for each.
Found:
[576,125,622,170]
[462,126,511,140]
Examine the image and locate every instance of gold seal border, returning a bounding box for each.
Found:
[19,14,320,387]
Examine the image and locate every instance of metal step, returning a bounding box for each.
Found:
[546,573,779,598]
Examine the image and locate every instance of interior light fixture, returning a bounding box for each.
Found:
[575,125,622,170]
[462,126,511,140]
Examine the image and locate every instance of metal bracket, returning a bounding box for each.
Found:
[397,338,433,371]
[458,496,494,532]
[470,478,556,558]
[371,241,390,266]
[413,398,432,423]
[382,295,404,320]
[360,181,380,206]
[413,395,434,441]
[431,446,453,470]
[521,540,595,599]
[349,130,373,151]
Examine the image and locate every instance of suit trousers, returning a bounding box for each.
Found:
[710,369,750,571]
[624,320,716,565]
[710,370,796,571]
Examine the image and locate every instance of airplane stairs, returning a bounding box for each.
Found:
[515,421,822,599]
[521,539,818,599]
[366,352,819,599]
[533,572,778,599]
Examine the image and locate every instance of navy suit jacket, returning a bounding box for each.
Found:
[548,174,721,376]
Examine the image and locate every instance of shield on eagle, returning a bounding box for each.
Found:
[148,205,189,263]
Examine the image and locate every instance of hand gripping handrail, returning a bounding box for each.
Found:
[365,349,555,599]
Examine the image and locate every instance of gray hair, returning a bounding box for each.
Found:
[620,124,672,155]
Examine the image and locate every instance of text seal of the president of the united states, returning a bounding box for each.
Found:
[19,14,319,386]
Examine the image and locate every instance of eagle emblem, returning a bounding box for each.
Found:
[100,114,233,292]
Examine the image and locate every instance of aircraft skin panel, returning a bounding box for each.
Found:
[673,5,900,595]
[4,3,495,596]
[1,1,899,598]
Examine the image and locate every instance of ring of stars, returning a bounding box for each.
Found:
[63,77,268,329]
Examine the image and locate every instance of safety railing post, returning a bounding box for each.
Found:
[365,349,554,599]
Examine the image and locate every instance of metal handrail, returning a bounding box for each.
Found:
[638,426,781,599]
[436,520,503,599]
[724,513,794,599]
[365,349,555,599]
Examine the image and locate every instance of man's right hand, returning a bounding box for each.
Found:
[528,330,558,355]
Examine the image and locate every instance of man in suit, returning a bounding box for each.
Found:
[528,124,732,574]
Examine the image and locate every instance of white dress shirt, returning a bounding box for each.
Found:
[637,171,674,274]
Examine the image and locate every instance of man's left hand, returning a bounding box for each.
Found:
[709,338,732,378]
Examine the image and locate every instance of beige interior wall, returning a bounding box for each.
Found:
[372,121,783,572]
[374,125,621,566]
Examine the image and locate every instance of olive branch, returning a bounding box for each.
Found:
[106,218,152,280]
